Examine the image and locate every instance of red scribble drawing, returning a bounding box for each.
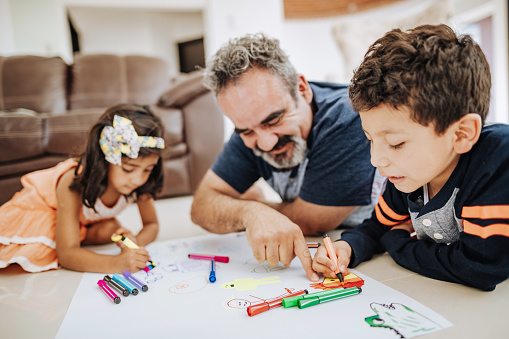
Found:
[169,276,208,294]
[309,272,365,290]
[224,287,301,310]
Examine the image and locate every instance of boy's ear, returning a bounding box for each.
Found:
[453,113,482,154]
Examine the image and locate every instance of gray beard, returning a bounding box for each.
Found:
[253,136,307,169]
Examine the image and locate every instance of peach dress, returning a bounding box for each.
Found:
[0,159,134,272]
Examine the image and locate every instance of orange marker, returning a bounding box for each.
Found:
[323,234,344,282]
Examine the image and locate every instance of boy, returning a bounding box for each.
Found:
[312,24,509,291]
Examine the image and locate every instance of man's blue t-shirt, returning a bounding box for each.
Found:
[211,82,377,219]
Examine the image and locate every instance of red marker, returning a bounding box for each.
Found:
[188,253,229,263]
[247,290,308,317]
[323,234,344,282]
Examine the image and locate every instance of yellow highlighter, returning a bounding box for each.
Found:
[111,234,156,268]
[111,234,139,249]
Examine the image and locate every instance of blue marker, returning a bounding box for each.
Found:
[123,270,148,292]
[112,273,139,295]
[209,260,216,283]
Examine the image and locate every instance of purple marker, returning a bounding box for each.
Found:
[123,270,148,292]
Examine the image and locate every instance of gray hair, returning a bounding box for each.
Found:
[203,33,298,101]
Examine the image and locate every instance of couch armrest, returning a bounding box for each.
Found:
[157,70,225,192]
[183,91,224,192]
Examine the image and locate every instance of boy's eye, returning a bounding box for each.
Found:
[123,168,133,173]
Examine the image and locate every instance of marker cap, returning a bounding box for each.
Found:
[247,303,269,317]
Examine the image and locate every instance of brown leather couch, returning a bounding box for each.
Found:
[0,54,224,205]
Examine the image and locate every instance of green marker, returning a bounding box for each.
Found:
[297,287,362,309]
[282,286,359,308]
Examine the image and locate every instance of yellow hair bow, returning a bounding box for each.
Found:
[99,115,165,166]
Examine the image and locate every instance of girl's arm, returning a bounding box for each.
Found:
[55,170,149,273]
[132,194,159,246]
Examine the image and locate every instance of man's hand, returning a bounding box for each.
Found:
[244,207,319,282]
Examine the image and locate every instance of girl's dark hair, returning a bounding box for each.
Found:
[349,24,491,134]
[70,103,165,209]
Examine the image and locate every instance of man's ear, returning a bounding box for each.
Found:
[297,74,313,104]
[453,113,482,154]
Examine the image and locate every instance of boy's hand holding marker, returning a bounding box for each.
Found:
[312,234,351,279]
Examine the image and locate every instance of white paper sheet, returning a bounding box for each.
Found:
[56,233,452,339]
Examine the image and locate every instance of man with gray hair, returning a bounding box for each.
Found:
[191,33,383,281]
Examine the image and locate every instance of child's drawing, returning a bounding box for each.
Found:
[221,276,280,291]
[365,303,443,338]
[162,259,211,274]
[309,273,365,290]
[223,288,301,310]
[243,258,287,273]
[169,276,208,294]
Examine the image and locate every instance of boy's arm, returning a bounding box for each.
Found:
[380,229,509,291]
[340,185,410,266]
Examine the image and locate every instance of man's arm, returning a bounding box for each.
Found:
[191,170,318,281]
[268,199,357,236]
[236,181,358,235]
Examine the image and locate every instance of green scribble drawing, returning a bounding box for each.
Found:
[365,303,442,338]
[221,276,280,291]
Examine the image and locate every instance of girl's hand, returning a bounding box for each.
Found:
[116,248,150,273]
[312,240,352,279]
[112,227,138,250]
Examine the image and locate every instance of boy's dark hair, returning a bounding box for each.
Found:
[349,24,491,134]
[70,103,165,209]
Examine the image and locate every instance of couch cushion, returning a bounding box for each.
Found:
[0,110,45,163]
[69,54,170,109]
[0,55,67,114]
[157,70,209,108]
[46,109,104,156]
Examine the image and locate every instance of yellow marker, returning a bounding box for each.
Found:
[111,234,139,249]
[111,234,155,268]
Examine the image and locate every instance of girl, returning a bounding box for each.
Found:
[0,104,165,273]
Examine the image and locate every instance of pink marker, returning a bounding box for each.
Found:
[97,279,121,304]
[188,253,229,263]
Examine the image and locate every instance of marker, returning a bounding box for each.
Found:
[104,275,130,296]
[323,234,344,282]
[123,270,148,292]
[111,234,139,249]
[282,287,354,308]
[188,253,229,263]
[112,273,139,295]
[247,290,308,316]
[209,260,216,283]
[307,242,321,249]
[97,279,121,304]
[111,234,156,267]
[297,287,361,309]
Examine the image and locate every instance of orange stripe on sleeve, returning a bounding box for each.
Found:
[462,205,509,219]
[375,204,400,226]
[377,195,409,221]
[463,220,509,239]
